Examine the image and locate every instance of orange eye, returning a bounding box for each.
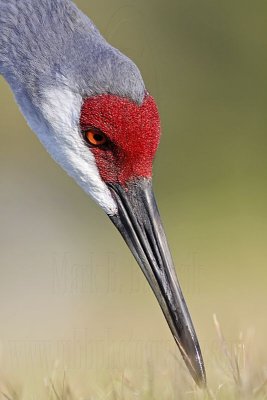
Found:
[84,129,107,147]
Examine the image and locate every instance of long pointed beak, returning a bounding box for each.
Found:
[107,178,206,386]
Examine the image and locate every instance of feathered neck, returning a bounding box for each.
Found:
[0,0,145,105]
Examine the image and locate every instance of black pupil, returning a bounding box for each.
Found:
[94,133,103,142]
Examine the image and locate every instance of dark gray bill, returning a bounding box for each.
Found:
[107,178,206,386]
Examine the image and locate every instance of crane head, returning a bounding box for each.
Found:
[0,0,206,386]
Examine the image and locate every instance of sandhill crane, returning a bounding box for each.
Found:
[0,0,206,385]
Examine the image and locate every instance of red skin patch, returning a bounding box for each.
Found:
[80,94,161,186]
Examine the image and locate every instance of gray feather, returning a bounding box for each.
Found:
[0,0,145,105]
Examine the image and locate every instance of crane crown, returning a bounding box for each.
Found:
[80,94,161,185]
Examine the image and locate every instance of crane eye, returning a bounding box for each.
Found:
[84,128,107,147]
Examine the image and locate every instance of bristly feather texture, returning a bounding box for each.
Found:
[80,94,160,185]
[0,0,146,214]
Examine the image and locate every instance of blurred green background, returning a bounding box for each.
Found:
[0,0,267,395]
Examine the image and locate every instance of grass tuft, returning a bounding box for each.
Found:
[1,316,267,400]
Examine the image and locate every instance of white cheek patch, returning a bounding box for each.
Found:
[22,86,117,215]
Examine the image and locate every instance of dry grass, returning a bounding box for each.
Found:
[1,316,267,400]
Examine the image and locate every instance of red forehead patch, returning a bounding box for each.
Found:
[80,94,161,185]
